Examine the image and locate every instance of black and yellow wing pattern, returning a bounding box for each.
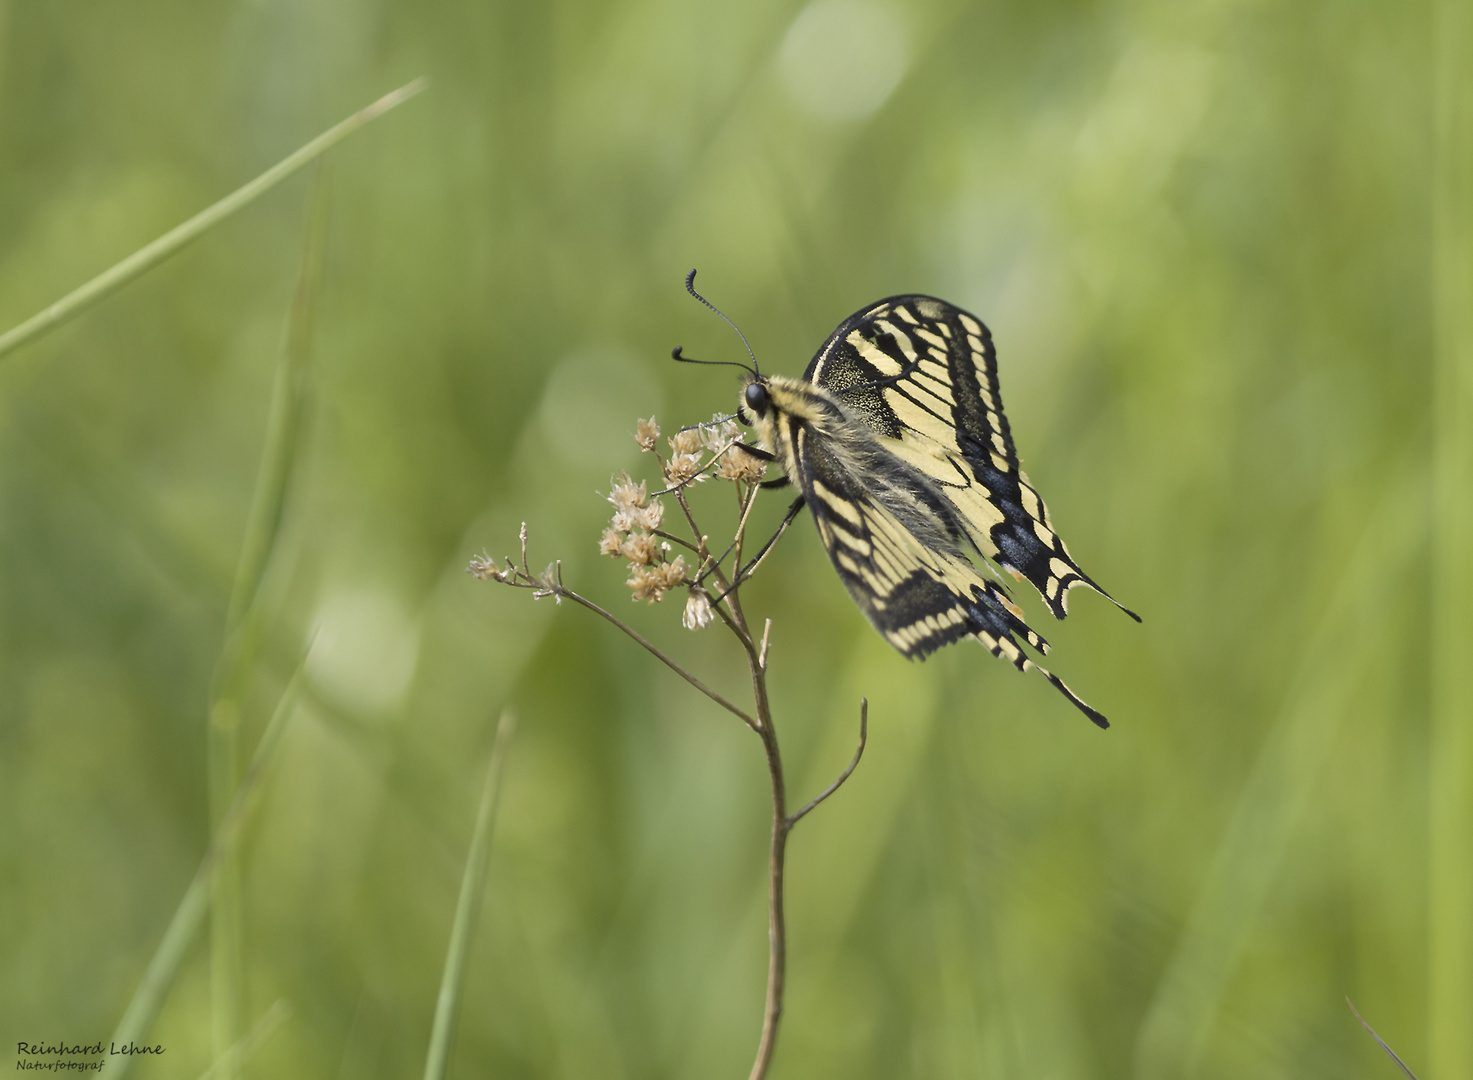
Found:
[740,294,1137,728]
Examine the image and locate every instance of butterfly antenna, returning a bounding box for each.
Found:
[670,346,757,377]
[684,269,761,375]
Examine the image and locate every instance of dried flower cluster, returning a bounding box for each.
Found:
[660,414,766,487]
[601,464,687,605]
[474,414,770,628]
[593,414,769,622]
[664,426,705,487]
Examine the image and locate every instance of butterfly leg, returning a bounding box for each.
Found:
[737,496,806,583]
[707,496,807,610]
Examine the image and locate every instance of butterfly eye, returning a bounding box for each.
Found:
[744,381,770,418]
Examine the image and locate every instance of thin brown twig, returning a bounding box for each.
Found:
[788,699,868,828]
[473,538,758,731]
[554,588,758,731]
[725,480,762,589]
[652,528,702,553]
[1346,998,1420,1079]
[700,473,762,588]
[736,507,799,584]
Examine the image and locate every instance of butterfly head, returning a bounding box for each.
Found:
[741,379,771,421]
[737,374,778,453]
[738,375,833,467]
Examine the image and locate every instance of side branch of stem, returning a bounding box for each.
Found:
[788,698,868,828]
[556,587,758,731]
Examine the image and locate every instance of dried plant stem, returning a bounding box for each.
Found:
[671,473,864,1080]
[749,716,789,1080]
[743,680,867,1080]
[1346,998,1420,1080]
[558,585,758,730]
[789,700,868,827]
[479,477,868,1080]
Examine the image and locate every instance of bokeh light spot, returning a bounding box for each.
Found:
[307,588,420,718]
[779,0,909,123]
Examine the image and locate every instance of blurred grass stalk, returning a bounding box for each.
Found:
[1430,0,1473,1076]
[206,160,333,1080]
[104,661,308,1079]
[81,79,424,1080]
[423,711,517,1080]
[1132,461,1425,1079]
[195,999,294,1080]
[0,77,425,362]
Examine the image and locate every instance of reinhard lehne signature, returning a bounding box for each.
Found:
[16,1041,164,1072]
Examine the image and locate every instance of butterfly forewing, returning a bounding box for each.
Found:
[804,295,1131,622]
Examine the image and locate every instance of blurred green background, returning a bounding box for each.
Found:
[1,1,1464,1078]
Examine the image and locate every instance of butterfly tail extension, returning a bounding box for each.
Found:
[989,473,1140,624]
[968,581,1110,729]
[1032,665,1110,730]
[1043,552,1141,624]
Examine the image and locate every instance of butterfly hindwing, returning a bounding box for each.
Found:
[764,386,1110,727]
[804,296,1136,623]
[784,402,1038,661]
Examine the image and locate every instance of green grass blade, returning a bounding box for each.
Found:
[104,660,307,1080]
[423,710,518,1080]
[1430,1,1473,1074]
[207,160,334,1080]
[226,158,334,634]
[195,999,294,1080]
[0,77,423,362]
[1132,461,1426,1079]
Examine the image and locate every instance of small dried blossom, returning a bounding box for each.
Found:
[662,428,707,487]
[620,532,659,566]
[467,552,508,581]
[701,414,741,452]
[682,589,714,630]
[635,416,660,451]
[626,554,688,604]
[665,451,704,486]
[608,472,649,512]
[627,565,661,603]
[604,471,666,545]
[716,445,767,483]
[635,500,664,530]
[656,555,687,589]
